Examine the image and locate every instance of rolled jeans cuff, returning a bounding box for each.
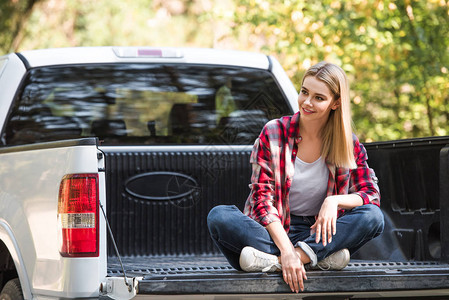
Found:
[295,241,318,266]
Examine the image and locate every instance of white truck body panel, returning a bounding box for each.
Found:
[0,145,106,299]
[19,47,269,69]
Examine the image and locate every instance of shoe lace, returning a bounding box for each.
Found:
[252,254,281,272]
[262,263,282,272]
[316,249,349,271]
[316,261,331,271]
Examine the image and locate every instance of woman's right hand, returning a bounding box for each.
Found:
[266,222,308,293]
[280,248,307,293]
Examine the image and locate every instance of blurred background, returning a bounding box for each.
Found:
[0,0,448,142]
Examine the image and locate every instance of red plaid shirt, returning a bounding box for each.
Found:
[243,111,381,233]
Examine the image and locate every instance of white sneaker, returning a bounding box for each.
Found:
[239,246,282,272]
[315,248,350,270]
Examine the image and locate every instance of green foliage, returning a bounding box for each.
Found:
[1,0,218,52]
[1,0,448,142]
[0,0,41,52]
[230,0,449,142]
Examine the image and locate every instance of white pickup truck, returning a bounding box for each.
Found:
[0,47,448,299]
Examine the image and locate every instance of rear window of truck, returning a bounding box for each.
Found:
[2,63,291,146]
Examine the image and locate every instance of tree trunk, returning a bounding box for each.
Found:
[8,0,41,52]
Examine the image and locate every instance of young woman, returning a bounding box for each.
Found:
[207,61,384,293]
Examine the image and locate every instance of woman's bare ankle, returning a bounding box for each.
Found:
[295,247,311,264]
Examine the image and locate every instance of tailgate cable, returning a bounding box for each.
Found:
[99,202,133,293]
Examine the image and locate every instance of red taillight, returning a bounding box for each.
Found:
[58,174,99,257]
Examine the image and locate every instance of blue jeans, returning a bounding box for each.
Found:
[207,204,384,270]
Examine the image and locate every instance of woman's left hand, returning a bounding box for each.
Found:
[310,197,338,246]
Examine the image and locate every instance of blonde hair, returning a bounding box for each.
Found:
[302,62,356,169]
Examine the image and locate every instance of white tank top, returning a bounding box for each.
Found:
[289,156,329,216]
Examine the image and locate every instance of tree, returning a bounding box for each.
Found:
[0,0,42,53]
[2,0,228,54]
[1,0,448,141]
[229,0,449,141]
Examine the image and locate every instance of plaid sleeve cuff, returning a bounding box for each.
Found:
[354,191,380,207]
[259,214,282,227]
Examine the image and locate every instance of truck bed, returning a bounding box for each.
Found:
[103,136,449,297]
[107,255,449,296]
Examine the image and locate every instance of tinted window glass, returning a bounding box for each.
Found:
[3,64,291,146]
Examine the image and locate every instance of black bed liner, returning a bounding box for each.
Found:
[102,137,449,297]
[107,255,449,295]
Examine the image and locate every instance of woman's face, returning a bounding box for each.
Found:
[298,76,340,124]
